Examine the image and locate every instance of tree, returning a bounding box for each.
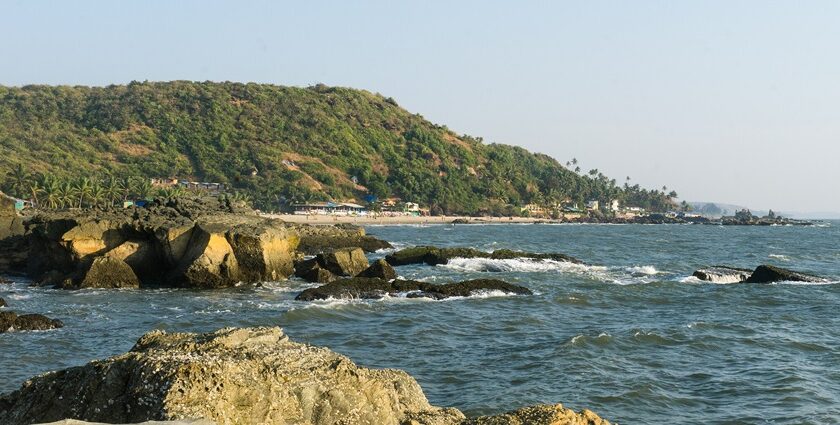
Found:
[73,178,94,208]
[5,163,30,199]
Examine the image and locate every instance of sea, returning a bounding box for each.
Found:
[1,222,839,424]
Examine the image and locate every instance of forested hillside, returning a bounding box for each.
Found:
[0,81,677,214]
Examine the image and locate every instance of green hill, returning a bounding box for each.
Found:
[0,81,676,214]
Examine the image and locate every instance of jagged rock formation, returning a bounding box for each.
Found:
[385,246,582,267]
[692,264,826,284]
[295,277,532,301]
[0,327,609,425]
[0,311,63,333]
[0,198,390,289]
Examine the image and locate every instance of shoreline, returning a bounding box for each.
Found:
[260,213,545,225]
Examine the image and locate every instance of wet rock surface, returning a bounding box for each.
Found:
[0,297,6,308]
[692,266,753,283]
[0,311,64,333]
[295,277,533,301]
[357,259,398,280]
[692,264,826,284]
[385,246,582,266]
[0,326,608,425]
[744,265,826,284]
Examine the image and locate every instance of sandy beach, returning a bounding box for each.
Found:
[260,213,547,225]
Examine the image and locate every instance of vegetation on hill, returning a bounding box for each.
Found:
[0,81,677,214]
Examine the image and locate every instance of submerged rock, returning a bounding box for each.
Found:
[385,246,582,267]
[357,259,397,280]
[744,265,826,284]
[0,326,609,425]
[295,277,532,301]
[0,311,63,333]
[692,266,753,284]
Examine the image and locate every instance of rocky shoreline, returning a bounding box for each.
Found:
[0,327,610,425]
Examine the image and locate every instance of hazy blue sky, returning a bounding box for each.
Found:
[2,1,838,213]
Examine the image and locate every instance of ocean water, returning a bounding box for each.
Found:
[2,222,839,424]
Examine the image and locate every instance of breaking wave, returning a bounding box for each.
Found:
[439,257,662,285]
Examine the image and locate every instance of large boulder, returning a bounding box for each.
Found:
[744,265,826,284]
[225,221,299,282]
[316,248,369,277]
[386,247,583,267]
[357,259,397,280]
[71,256,141,289]
[104,239,160,280]
[692,266,753,284]
[0,327,461,425]
[463,403,610,425]
[0,311,64,333]
[293,258,337,283]
[168,220,241,289]
[296,277,532,301]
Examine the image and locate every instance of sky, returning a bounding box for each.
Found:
[2,1,839,213]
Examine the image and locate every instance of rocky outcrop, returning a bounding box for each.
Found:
[294,224,392,254]
[0,327,459,425]
[295,277,532,301]
[0,311,63,333]
[0,327,609,425]
[744,265,825,283]
[357,259,398,280]
[692,266,753,284]
[386,247,582,267]
[692,264,826,284]
[0,198,368,289]
[0,297,6,308]
[463,404,610,425]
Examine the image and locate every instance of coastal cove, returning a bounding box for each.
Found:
[2,222,838,424]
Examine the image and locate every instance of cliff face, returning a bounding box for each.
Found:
[0,197,389,289]
[0,327,610,425]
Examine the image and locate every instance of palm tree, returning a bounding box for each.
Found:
[5,163,30,199]
[39,175,62,209]
[103,175,123,207]
[57,180,74,208]
[89,182,106,208]
[73,177,94,208]
[135,178,153,200]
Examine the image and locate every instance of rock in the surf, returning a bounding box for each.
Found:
[385,246,582,267]
[744,265,826,284]
[0,311,64,333]
[692,266,753,284]
[67,256,141,289]
[316,247,369,277]
[356,259,397,280]
[0,297,6,308]
[295,277,532,301]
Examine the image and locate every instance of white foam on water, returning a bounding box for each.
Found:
[440,257,599,274]
[770,280,839,286]
[768,254,791,261]
[626,265,659,276]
